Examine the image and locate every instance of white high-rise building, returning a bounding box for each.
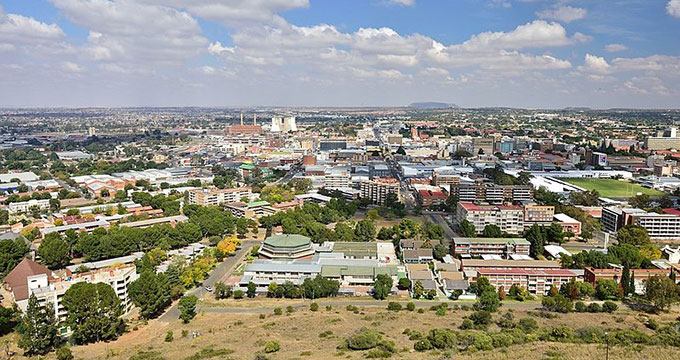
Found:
[271,116,297,132]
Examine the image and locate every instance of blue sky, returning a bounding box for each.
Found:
[0,0,679,108]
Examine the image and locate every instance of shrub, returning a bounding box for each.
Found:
[286,305,295,313]
[413,339,433,351]
[346,305,358,312]
[518,318,538,333]
[164,330,173,342]
[365,348,392,358]
[319,330,333,338]
[542,294,573,313]
[587,303,602,313]
[56,347,74,360]
[469,310,492,328]
[264,341,280,353]
[427,328,457,349]
[387,302,402,311]
[346,328,381,350]
[273,308,282,315]
[233,290,244,299]
[574,302,586,312]
[417,308,424,314]
[310,303,319,312]
[460,319,474,330]
[406,302,415,311]
[645,318,659,330]
[259,314,266,319]
[325,305,332,311]
[602,301,618,313]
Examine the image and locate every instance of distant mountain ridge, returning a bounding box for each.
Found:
[408,102,460,109]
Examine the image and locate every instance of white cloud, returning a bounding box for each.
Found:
[454,21,573,52]
[139,0,309,25]
[536,6,587,23]
[387,0,416,6]
[51,0,208,67]
[668,0,680,18]
[580,54,610,73]
[604,43,627,52]
[62,61,83,72]
[0,5,64,45]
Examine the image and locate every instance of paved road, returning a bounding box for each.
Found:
[158,240,259,323]
[196,299,542,315]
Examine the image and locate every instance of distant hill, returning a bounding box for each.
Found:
[408,102,459,109]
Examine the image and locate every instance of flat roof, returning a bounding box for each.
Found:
[454,237,530,245]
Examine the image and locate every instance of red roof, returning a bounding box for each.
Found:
[419,190,447,199]
[3,258,56,301]
[662,208,680,216]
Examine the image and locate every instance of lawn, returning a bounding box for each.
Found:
[563,178,665,198]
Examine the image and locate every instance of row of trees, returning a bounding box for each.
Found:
[259,201,359,242]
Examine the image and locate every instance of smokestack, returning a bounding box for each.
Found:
[253,114,257,126]
[240,113,243,126]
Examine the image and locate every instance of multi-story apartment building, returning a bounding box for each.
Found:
[8,199,51,214]
[524,204,556,226]
[360,177,400,205]
[449,182,532,204]
[602,207,680,240]
[472,137,495,155]
[187,187,251,206]
[417,189,448,208]
[456,202,525,235]
[476,268,579,295]
[4,259,138,329]
[453,237,531,259]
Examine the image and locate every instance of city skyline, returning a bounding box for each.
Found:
[1,0,679,108]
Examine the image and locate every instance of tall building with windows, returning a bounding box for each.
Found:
[456,202,524,235]
[360,177,400,205]
[187,187,252,206]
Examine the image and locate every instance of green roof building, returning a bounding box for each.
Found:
[258,234,315,260]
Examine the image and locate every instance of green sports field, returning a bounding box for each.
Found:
[562,178,665,198]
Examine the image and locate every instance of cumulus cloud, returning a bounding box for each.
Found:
[580,54,610,73]
[536,6,587,23]
[0,5,64,46]
[604,43,627,52]
[50,0,208,69]
[668,0,680,18]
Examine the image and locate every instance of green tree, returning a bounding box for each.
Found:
[524,224,546,259]
[377,227,394,241]
[433,244,448,261]
[17,294,59,355]
[629,194,651,209]
[0,305,18,336]
[458,219,476,237]
[178,295,198,323]
[354,220,376,242]
[620,266,634,297]
[37,233,70,269]
[0,237,29,276]
[645,275,680,312]
[215,283,232,299]
[482,225,502,238]
[129,271,172,319]
[475,291,501,312]
[372,274,393,300]
[617,225,650,247]
[62,282,122,344]
[547,223,565,244]
[247,281,257,298]
[595,279,619,301]
[413,280,424,299]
